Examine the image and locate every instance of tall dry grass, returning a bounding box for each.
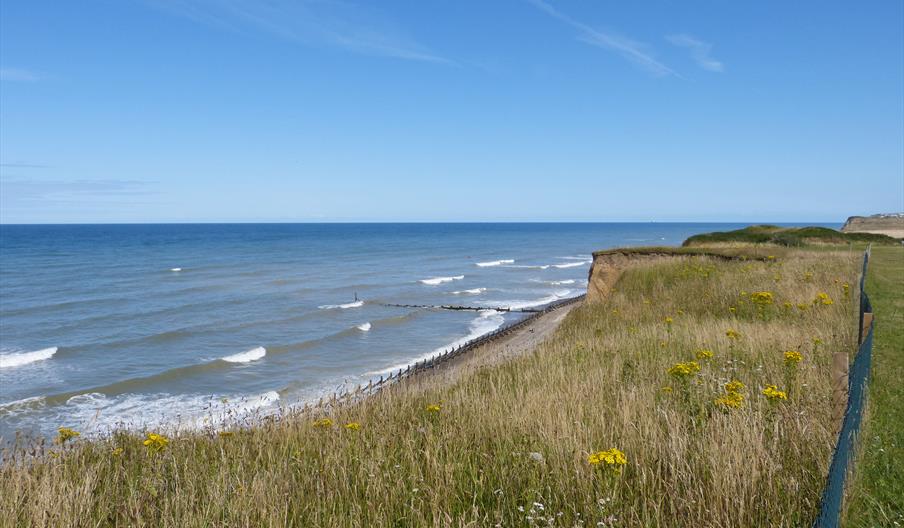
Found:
[0,250,859,527]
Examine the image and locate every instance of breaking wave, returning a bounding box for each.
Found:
[221,346,266,363]
[452,288,487,295]
[318,300,364,310]
[419,275,464,285]
[476,259,514,267]
[0,347,58,369]
[356,322,372,332]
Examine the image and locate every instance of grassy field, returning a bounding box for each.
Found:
[844,245,904,526]
[1,249,861,527]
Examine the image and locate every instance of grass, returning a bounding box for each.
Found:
[1,249,861,527]
[682,225,899,247]
[844,245,904,526]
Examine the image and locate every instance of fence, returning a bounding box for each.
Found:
[306,294,586,409]
[814,246,874,528]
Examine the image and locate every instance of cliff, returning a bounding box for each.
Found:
[841,214,904,239]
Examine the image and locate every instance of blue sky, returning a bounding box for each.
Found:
[1,0,902,223]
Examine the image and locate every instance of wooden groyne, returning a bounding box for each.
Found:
[308,294,586,411]
[381,303,543,313]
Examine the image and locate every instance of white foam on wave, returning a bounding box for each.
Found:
[0,347,58,369]
[558,255,591,260]
[476,259,514,267]
[35,390,282,435]
[318,300,364,309]
[506,264,550,270]
[419,275,464,285]
[452,287,487,295]
[369,309,505,375]
[488,289,573,311]
[357,322,372,332]
[531,279,576,285]
[221,346,266,363]
[552,260,591,269]
[170,267,182,272]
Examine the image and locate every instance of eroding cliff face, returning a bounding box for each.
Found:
[586,252,675,303]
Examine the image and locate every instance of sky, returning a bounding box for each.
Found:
[1,0,902,223]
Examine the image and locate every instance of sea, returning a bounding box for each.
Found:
[0,223,823,439]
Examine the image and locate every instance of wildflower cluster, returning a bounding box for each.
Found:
[814,292,834,305]
[344,422,360,431]
[142,432,169,453]
[783,350,803,366]
[56,427,80,445]
[426,404,441,413]
[749,291,774,305]
[695,349,714,361]
[714,380,745,411]
[725,329,741,341]
[667,361,701,379]
[312,418,333,429]
[762,385,788,402]
[588,448,627,473]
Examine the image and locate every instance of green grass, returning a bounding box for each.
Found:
[844,245,904,526]
[682,225,899,247]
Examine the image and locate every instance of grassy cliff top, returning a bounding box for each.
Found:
[592,245,785,259]
[682,224,899,247]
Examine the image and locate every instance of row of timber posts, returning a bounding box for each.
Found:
[301,294,586,413]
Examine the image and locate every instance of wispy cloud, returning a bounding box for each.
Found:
[666,34,723,72]
[0,179,154,205]
[144,0,451,64]
[0,68,40,82]
[526,0,676,77]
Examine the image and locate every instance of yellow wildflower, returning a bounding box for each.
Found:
[813,337,824,346]
[762,385,788,402]
[714,391,744,410]
[797,303,809,311]
[218,431,235,438]
[782,302,793,311]
[56,427,80,444]
[804,272,813,282]
[426,404,441,413]
[660,386,673,393]
[111,447,124,457]
[587,448,627,473]
[142,432,169,453]
[750,291,774,305]
[667,361,701,379]
[312,418,333,429]
[767,255,776,261]
[664,316,673,325]
[677,309,684,316]
[725,329,741,341]
[814,292,834,305]
[695,349,714,361]
[729,306,737,314]
[784,350,803,366]
[344,422,361,431]
[842,283,851,297]
[724,380,744,394]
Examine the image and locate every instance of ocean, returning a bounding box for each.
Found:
[0,223,811,439]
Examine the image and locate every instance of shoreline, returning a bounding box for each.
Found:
[319,294,585,409]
